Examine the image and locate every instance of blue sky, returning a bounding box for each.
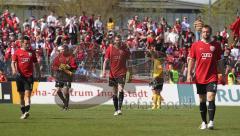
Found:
[177,0,218,4]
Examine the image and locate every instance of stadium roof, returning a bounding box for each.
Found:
[1,0,218,7]
[118,0,206,10]
[177,0,218,5]
[0,0,56,6]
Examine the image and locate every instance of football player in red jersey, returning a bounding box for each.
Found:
[187,25,224,130]
[102,35,130,116]
[52,45,77,111]
[12,36,40,119]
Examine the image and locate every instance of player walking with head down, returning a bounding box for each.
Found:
[12,35,40,119]
[52,45,77,110]
[187,25,224,130]
[102,35,130,116]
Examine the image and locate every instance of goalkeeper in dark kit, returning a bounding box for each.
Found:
[52,45,77,110]
[148,51,164,109]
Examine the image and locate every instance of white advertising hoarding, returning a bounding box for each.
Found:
[31,82,240,106]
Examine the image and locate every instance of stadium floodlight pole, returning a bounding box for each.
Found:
[237,8,239,17]
[0,0,1,12]
[208,0,211,24]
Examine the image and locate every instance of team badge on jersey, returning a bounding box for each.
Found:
[210,46,215,52]
[119,50,123,55]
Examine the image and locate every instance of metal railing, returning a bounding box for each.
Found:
[2,50,239,84]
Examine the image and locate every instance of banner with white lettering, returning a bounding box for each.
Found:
[29,82,240,106]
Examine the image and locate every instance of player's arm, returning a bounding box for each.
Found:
[102,58,109,77]
[169,71,173,82]
[32,51,41,79]
[217,46,225,84]
[187,58,196,82]
[69,57,77,70]
[11,61,18,76]
[11,53,18,76]
[34,62,41,79]
[102,46,110,77]
[217,59,225,75]
[63,57,78,76]
[187,42,196,83]
[63,69,73,76]
[157,63,163,78]
[125,45,131,59]
[3,75,7,82]
[51,55,60,71]
[217,58,226,84]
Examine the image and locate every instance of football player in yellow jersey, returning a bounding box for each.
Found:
[149,51,164,109]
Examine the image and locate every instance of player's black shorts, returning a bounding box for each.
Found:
[109,75,126,87]
[196,82,217,94]
[55,81,71,88]
[16,74,34,92]
[152,84,163,92]
[150,77,164,92]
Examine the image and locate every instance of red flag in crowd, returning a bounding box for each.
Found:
[229,17,240,38]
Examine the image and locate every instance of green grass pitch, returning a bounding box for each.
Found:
[0,104,239,136]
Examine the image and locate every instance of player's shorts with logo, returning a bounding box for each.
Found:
[150,77,164,92]
[55,81,71,88]
[109,75,126,87]
[196,82,217,94]
[16,74,34,92]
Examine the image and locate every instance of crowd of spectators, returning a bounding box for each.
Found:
[0,9,239,84]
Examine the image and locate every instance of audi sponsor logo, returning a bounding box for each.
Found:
[201,53,212,59]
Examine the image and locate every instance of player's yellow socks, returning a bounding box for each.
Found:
[157,94,161,109]
[152,93,157,109]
